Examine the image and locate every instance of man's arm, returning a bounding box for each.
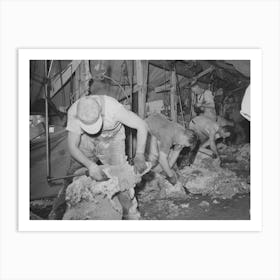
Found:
[68,132,92,168]
[115,104,148,173]
[159,151,178,185]
[209,134,219,159]
[159,151,173,177]
[68,132,106,180]
[115,106,148,155]
[168,146,183,168]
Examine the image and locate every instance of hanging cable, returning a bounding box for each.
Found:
[94,72,130,104]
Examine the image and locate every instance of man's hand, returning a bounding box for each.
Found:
[134,153,147,174]
[217,157,223,167]
[214,157,223,167]
[167,171,178,185]
[88,163,107,181]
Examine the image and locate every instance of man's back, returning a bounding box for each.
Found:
[146,113,185,154]
[189,115,219,143]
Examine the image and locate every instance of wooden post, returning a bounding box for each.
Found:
[128,60,135,162]
[58,61,66,106]
[170,70,177,122]
[80,60,91,96]
[136,60,149,119]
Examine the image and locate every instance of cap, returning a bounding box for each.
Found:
[76,97,103,134]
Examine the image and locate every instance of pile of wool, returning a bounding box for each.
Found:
[217,143,250,175]
[102,162,151,192]
[179,163,249,199]
[137,172,187,203]
[63,175,122,220]
[236,143,250,168]
[156,174,187,200]
[218,143,250,165]
[63,162,152,220]
[65,175,120,207]
[63,199,122,220]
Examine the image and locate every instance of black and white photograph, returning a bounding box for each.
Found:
[29,59,251,221]
[2,1,280,279]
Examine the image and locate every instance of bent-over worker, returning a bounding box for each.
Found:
[49,95,148,220]
[145,113,197,185]
[189,115,231,165]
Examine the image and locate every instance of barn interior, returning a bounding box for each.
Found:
[30,60,250,220]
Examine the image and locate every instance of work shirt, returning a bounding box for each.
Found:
[145,113,186,154]
[66,95,124,139]
[189,115,219,143]
[196,90,215,108]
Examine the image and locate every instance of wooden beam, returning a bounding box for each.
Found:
[170,70,177,122]
[136,60,149,118]
[149,60,192,79]
[206,60,250,80]
[154,83,171,93]
[49,60,81,99]
[193,65,214,80]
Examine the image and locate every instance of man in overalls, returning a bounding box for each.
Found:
[49,95,148,220]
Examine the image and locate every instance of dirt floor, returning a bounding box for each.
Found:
[30,143,250,220]
[31,192,250,221]
[135,142,250,220]
[138,193,250,220]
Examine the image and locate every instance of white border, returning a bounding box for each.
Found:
[19,49,262,232]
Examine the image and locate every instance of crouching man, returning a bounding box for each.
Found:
[49,95,148,220]
[189,115,231,165]
[145,113,197,185]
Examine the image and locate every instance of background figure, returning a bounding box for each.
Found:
[191,83,217,121]
[189,115,231,166]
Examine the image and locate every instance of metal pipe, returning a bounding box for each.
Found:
[47,171,89,182]
[44,60,54,180]
[44,61,50,180]
[47,170,111,183]
[128,60,134,162]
